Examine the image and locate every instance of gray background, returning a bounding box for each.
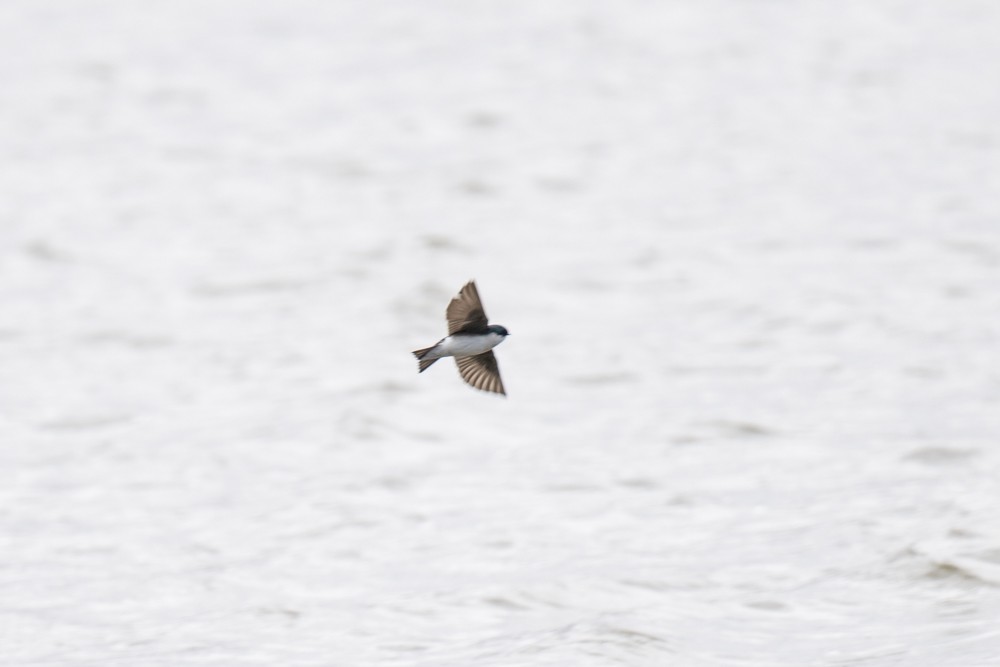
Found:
[2,1,999,665]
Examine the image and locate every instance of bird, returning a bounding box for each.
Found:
[412,280,509,395]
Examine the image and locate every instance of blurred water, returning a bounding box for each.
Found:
[2,1,1000,665]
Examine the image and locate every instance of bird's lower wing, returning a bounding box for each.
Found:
[454,352,505,395]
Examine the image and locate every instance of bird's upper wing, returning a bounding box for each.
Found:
[455,352,505,395]
[446,280,489,334]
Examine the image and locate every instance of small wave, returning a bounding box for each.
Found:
[191,278,317,297]
[922,561,998,587]
[903,447,978,465]
[36,415,133,431]
[564,372,636,385]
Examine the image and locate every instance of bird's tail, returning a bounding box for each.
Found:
[412,347,439,373]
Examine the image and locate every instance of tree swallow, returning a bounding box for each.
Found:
[412,280,510,395]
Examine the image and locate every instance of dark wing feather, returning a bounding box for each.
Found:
[446,280,489,334]
[454,352,506,395]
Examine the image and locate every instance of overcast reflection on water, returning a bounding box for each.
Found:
[2,1,1000,665]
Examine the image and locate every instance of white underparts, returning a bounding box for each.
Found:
[423,333,503,359]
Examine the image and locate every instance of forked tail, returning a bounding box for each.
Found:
[412,347,439,373]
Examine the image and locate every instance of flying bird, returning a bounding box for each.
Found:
[412,280,509,395]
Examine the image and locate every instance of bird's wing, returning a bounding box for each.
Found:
[454,352,506,395]
[446,280,489,334]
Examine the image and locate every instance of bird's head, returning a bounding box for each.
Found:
[488,324,510,337]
